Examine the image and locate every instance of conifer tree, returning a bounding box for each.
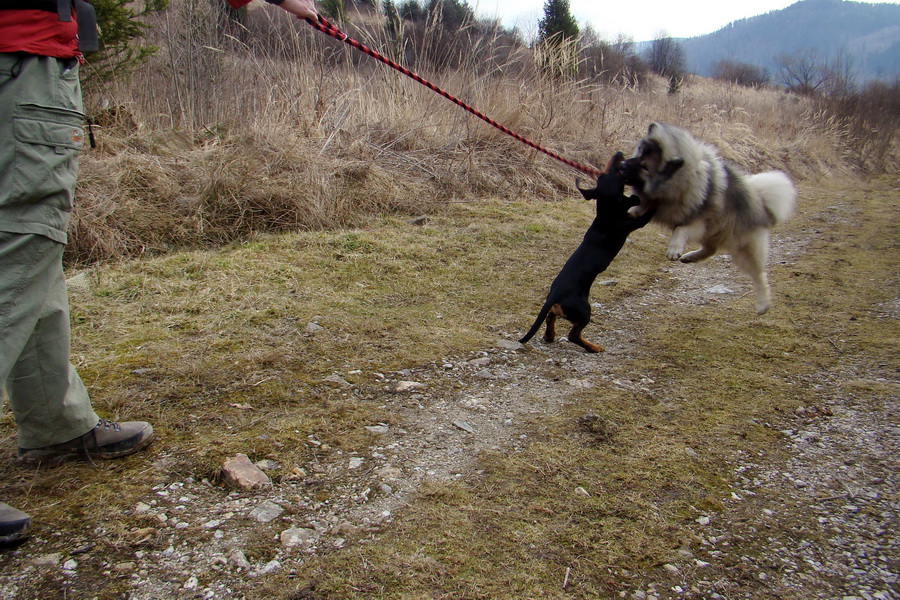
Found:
[83,0,168,84]
[538,0,579,45]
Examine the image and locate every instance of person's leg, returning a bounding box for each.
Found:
[0,233,99,449]
[0,55,153,467]
[0,233,155,467]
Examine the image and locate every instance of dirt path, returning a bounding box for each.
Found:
[1,181,897,600]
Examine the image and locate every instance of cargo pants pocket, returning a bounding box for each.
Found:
[1,103,85,210]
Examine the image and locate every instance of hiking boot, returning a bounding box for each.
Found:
[17,419,155,468]
[0,502,31,546]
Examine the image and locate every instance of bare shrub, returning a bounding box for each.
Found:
[815,80,900,173]
[711,59,769,88]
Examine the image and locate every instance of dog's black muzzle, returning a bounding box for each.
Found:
[617,157,643,187]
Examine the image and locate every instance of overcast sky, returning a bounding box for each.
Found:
[472,0,900,42]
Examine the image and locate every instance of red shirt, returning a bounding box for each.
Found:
[0,9,79,58]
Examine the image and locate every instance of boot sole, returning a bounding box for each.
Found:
[17,432,155,469]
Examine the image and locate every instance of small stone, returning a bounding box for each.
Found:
[365,425,390,435]
[452,420,475,433]
[305,322,324,334]
[324,374,352,388]
[183,576,198,590]
[248,500,284,523]
[254,459,281,471]
[574,487,590,497]
[228,550,251,569]
[496,340,524,351]
[395,381,424,392]
[260,560,281,574]
[113,562,136,573]
[663,563,680,574]
[348,457,365,469]
[62,559,77,571]
[697,516,710,525]
[29,554,62,567]
[222,454,271,490]
[598,279,618,287]
[375,466,403,480]
[280,527,320,548]
[705,285,734,294]
[331,522,360,536]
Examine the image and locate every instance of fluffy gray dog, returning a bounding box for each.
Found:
[621,122,797,314]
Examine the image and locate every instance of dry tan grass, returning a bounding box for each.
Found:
[69,3,897,266]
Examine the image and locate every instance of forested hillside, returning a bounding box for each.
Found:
[681,0,900,83]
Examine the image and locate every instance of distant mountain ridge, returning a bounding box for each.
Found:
[678,0,900,83]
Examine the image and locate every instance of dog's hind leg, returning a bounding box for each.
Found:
[568,322,604,353]
[543,304,562,343]
[730,232,772,314]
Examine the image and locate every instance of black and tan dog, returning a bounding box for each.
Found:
[519,152,655,353]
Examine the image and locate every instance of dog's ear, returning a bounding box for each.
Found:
[575,178,597,200]
[661,157,684,178]
[604,151,625,174]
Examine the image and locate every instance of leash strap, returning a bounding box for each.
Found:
[304,15,603,178]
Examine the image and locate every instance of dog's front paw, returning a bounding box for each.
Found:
[666,247,683,261]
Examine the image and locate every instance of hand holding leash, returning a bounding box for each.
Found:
[280,0,317,21]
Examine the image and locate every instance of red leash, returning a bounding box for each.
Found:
[303,15,604,178]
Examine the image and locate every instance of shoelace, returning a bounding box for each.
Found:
[95,419,122,432]
[81,419,122,465]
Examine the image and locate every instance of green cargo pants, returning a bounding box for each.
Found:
[0,53,99,449]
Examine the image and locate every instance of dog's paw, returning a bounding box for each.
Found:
[627,205,645,217]
[666,248,683,261]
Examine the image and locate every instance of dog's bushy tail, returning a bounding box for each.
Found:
[751,171,797,225]
[519,300,553,345]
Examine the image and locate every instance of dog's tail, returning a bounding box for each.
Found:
[519,300,554,345]
[751,171,797,225]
